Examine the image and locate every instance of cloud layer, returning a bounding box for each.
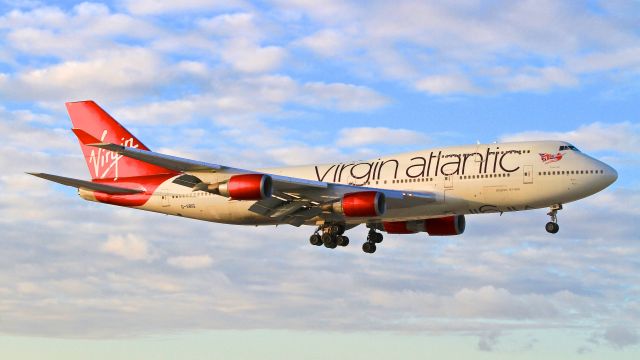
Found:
[0,1,638,356]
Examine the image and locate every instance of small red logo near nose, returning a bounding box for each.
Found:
[539,152,564,164]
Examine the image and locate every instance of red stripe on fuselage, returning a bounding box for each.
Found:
[92,174,174,207]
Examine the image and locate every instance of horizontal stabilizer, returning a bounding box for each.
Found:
[28,173,144,194]
[71,128,100,144]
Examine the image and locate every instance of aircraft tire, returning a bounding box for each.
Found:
[310,234,322,246]
[545,222,559,234]
[362,242,376,254]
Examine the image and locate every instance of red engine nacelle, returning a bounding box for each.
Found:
[423,215,465,236]
[382,221,417,234]
[381,215,466,236]
[219,174,272,200]
[333,191,386,217]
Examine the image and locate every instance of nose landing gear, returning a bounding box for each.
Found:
[545,204,562,234]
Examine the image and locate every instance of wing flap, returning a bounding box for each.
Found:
[28,173,144,194]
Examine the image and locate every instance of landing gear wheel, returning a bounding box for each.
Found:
[362,242,377,254]
[545,222,559,234]
[322,233,337,249]
[367,229,383,243]
[546,204,562,234]
[336,235,349,247]
[310,223,349,250]
[309,234,322,246]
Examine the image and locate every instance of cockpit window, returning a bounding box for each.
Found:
[559,145,580,152]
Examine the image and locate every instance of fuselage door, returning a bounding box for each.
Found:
[160,188,170,207]
[444,175,453,188]
[523,165,533,184]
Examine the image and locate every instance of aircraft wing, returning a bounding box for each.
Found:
[86,142,437,225]
[248,185,436,226]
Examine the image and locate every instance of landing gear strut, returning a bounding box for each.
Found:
[362,228,383,254]
[545,204,562,234]
[309,224,349,249]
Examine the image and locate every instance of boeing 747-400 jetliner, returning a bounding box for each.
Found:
[30,101,618,253]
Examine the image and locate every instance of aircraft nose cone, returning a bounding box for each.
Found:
[600,162,618,188]
[607,164,618,185]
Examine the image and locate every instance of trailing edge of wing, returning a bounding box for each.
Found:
[27,173,144,194]
[270,174,328,190]
[88,143,223,172]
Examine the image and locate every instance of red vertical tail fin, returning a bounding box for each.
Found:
[66,101,174,181]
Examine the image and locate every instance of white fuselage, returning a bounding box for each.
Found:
[82,140,617,226]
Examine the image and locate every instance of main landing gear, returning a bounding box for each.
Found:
[309,224,349,249]
[309,223,384,253]
[362,228,383,254]
[545,204,562,234]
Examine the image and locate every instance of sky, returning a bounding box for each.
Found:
[0,0,639,359]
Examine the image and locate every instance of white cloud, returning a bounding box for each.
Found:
[336,127,427,148]
[503,66,579,92]
[122,0,245,15]
[415,74,477,95]
[500,122,640,153]
[221,40,286,73]
[167,255,213,269]
[113,98,202,125]
[477,331,501,352]
[110,76,387,128]
[266,145,348,166]
[1,4,158,58]
[300,82,389,111]
[16,282,41,295]
[100,234,153,261]
[0,48,169,101]
[282,1,640,94]
[570,47,640,73]
[296,29,347,57]
[0,2,638,352]
[602,325,640,349]
[271,0,355,23]
[198,12,260,40]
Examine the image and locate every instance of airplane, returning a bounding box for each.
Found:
[30,101,618,254]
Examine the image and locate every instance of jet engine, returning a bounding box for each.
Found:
[202,174,272,200]
[381,215,466,236]
[330,191,386,217]
[424,215,465,235]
